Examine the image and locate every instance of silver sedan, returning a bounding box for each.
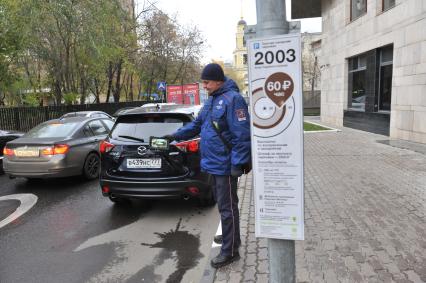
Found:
[2,116,114,180]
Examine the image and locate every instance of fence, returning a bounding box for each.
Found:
[0,101,159,132]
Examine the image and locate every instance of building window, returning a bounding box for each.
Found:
[382,0,395,11]
[243,54,248,65]
[348,54,367,111]
[378,45,393,111]
[351,0,367,21]
[347,46,393,113]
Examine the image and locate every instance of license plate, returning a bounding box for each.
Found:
[127,158,161,169]
[14,148,39,157]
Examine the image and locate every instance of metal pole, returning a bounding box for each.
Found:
[254,1,295,282]
[256,0,289,36]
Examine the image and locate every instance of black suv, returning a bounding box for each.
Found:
[99,105,215,206]
[1,130,24,174]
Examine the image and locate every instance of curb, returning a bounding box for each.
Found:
[303,120,341,133]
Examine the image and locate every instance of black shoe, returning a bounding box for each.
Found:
[211,252,240,268]
[213,235,222,244]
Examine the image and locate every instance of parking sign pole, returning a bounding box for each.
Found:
[253,1,297,283]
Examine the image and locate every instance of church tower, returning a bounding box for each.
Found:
[232,18,248,96]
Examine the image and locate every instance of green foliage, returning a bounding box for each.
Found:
[22,93,41,106]
[0,0,26,90]
[63,92,79,105]
[0,0,205,106]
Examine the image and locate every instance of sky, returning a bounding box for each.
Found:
[135,0,321,64]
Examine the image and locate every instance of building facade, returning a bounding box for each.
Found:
[296,0,426,142]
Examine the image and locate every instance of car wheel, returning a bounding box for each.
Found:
[83,153,100,180]
[198,190,216,207]
[26,178,43,184]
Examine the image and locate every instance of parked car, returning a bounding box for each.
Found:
[0,130,25,173]
[140,103,203,118]
[99,105,215,206]
[60,111,114,120]
[2,116,114,180]
[175,105,203,118]
[140,103,176,110]
[112,107,136,118]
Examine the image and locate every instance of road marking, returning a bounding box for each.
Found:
[0,194,38,229]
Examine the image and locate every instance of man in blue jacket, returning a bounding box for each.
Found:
[165,63,251,268]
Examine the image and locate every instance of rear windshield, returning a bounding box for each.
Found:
[24,122,79,138]
[111,114,191,142]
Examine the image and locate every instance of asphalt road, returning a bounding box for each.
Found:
[0,174,219,283]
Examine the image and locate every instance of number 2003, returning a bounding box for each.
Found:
[254,49,296,65]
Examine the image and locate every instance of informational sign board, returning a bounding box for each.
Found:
[166,84,200,105]
[182,83,200,105]
[167,85,184,104]
[247,34,304,240]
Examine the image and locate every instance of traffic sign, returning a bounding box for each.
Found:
[157,81,166,91]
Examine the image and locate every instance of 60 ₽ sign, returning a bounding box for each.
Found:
[264,72,294,108]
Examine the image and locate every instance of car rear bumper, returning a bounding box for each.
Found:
[100,178,212,199]
[3,157,81,178]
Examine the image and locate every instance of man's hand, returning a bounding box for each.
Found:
[231,166,243,177]
[162,135,175,142]
[231,163,252,177]
[242,163,252,174]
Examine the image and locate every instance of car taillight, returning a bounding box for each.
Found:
[41,144,70,156]
[100,140,115,153]
[54,144,69,154]
[3,146,14,156]
[175,139,199,153]
[102,185,110,193]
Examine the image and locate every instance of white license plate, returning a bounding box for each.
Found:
[127,158,161,169]
[15,149,39,157]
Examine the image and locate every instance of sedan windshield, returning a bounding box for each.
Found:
[25,122,80,138]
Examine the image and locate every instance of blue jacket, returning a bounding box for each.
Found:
[173,78,251,175]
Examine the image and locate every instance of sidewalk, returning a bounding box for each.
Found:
[210,122,426,283]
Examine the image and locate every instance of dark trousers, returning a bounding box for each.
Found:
[212,175,240,256]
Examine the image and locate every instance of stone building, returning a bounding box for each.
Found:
[294,0,426,143]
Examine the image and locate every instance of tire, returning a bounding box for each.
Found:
[82,152,100,180]
[198,189,216,207]
[26,177,43,184]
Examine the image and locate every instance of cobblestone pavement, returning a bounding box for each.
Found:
[212,125,426,283]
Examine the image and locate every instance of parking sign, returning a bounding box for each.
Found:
[248,34,304,240]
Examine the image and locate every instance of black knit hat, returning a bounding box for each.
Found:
[201,63,225,81]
